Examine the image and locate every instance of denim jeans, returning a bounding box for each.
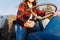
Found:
[16,20,43,40]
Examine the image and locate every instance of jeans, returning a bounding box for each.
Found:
[16,20,43,40]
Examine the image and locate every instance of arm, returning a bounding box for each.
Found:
[16,3,27,27]
[37,8,46,17]
[16,3,28,23]
[16,3,25,18]
[31,7,46,19]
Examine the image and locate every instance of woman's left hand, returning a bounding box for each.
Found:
[51,11,57,16]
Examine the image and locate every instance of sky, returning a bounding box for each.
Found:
[0,0,60,15]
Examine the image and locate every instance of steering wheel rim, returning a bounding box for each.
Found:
[26,3,57,20]
[26,3,57,12]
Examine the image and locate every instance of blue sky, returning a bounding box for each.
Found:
[0,0,60,15]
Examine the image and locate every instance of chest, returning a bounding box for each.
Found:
[24,4,37,17]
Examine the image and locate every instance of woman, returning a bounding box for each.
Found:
[16,0,46,28]
[16,0,57,40]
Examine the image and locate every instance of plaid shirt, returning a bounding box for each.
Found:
[16,2,46,27]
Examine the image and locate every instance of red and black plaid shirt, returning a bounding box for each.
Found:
[16,2,46,27]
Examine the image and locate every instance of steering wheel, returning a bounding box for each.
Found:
[26,3,57,20]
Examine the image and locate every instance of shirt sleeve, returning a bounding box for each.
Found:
[37,8,46,17]
[16,3,25,18]
[18,4,25,12]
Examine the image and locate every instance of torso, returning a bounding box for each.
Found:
[17,2,37,27]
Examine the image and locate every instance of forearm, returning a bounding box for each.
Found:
[32,12,38,18]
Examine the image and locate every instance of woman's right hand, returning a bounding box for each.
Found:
[24,20,35,28]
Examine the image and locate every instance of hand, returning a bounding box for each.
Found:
[24,20,35,28]
[51,11,57,16]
